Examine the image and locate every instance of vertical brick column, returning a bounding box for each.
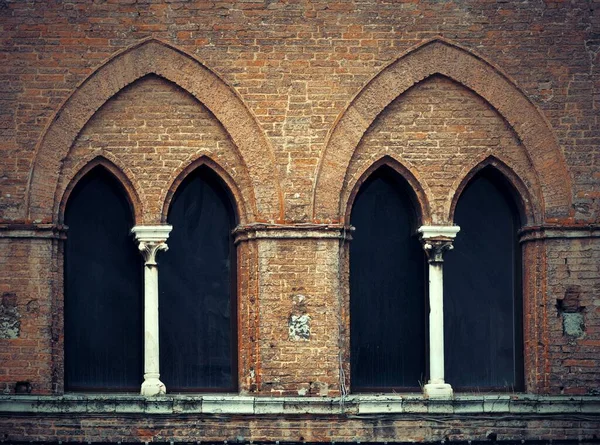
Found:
[131,225,172,396]
[419,225,460,399]
[234,224,348,396]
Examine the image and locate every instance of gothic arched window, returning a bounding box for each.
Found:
[64,166,143,391]
[445,168,524,390]
[160,166,238,391]
[350,166,426,391]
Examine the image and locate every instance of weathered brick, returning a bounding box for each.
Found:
[1,0,599,442]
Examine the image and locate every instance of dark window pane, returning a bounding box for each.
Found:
[444,169,523,390]
[160,166,237,391]
[350,166,426,391]
[64,167,143,391]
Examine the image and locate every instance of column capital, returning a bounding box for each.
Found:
[418,225,460,263]
[131,225,173,266]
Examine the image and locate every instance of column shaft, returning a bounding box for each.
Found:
[131,225,172,396]
[418,225,459,399]
[142,263,163,394]
[428,262,445,385]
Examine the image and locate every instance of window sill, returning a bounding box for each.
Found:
[0,394,598,415]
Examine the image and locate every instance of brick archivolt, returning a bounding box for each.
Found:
[26,37,572,227]
[26,38,283,225]
[342,154,433,226]
[314,38,572,225]
[56,73,254,225]
[57,154,144,225]
[448,154,539,225]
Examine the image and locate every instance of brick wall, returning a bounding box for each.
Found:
[2,409,600,443]
[0,0,599,442]
[256,237,342,396]
[547,237,600,395]
[1,0,598,222]
[0,237,60,395]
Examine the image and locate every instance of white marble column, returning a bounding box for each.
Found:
[418,225,460,399]
[131,225,172,396]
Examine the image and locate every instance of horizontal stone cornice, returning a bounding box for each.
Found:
[1,394,599,416]
[519,224,600,243]
[234,223,354,243]
[0,223,67,239]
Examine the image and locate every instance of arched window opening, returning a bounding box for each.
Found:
[64,166,143,391]
[350,166,426,391]
[160,165,238,391]
[445,168,524,391]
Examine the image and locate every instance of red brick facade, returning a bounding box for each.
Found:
[1,0,599,442]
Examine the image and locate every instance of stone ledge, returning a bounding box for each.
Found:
[0,394,598,416]
[233,223,353,242]
[0,223,67,239]
[519,224,600,242]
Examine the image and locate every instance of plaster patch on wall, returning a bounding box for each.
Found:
[562,312,585,338]
[289,293,311,341]
[0,293,20,339]
[289,314,311,341]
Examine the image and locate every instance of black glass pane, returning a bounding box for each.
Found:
[64,167,143,391]
[160,166,236,391]
[350,167,426,390]
[444,170,523,390]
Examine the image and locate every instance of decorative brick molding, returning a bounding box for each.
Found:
[56,155,143,225]
[449,155,540,225]
[342,155,432,225]
[161,155,250,225]
[26,38,283,224]
[313,38,572,223]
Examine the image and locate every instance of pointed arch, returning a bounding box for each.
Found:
[159,162,239,391]
[343,155,432,226]
[58,155,143,225]
[63,163,144,391]
[349,163,427,391]
[449,155,539,226]
[161,155,247,225]
[313,38,572,223]
[444,163,524,391]
[27,38,282,223]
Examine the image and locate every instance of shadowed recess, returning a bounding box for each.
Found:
[64,166,143,391]
[350,166,426,391]
[444,167,524,391]
[159,165,238,391]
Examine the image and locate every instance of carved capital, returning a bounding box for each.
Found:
[422,238,454,263]
[131,225,173,266]
[418,225,460,264]
[137,241,168,266]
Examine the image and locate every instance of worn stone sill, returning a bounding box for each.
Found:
[1,394,599,416]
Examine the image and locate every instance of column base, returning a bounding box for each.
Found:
[423,382,453,399]
[141,376,166,396]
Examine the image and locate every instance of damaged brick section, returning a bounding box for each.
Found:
[557,285,586,338]
[0,293,20,339]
